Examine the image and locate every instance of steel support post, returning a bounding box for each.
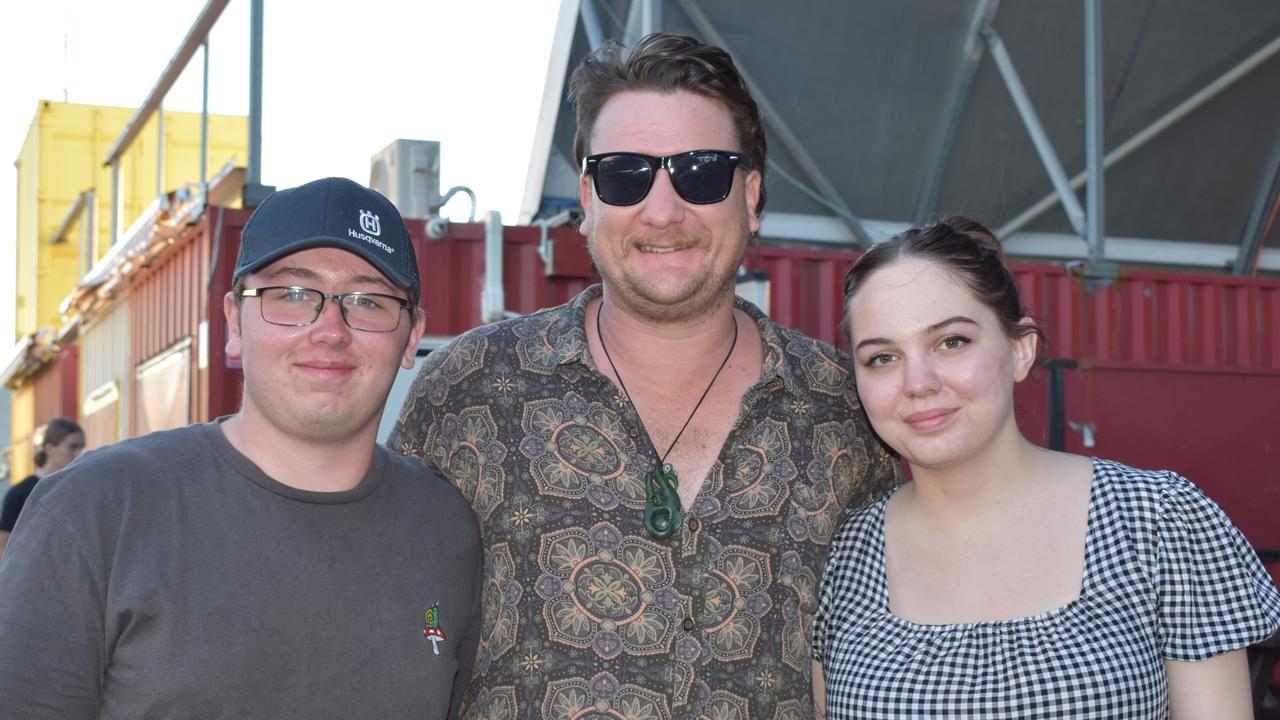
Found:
[675,0,874,246]
[914,0,1000,225]
[110,161,120,246]
[625,0,660,45]
[1083,0,1105,261]
[244,0,273,206]
[200,39,210,208]
[1232,131,1280,276]
[984,28,1087,238]
[156,105,165,197]
[580,0,605,49]
[998,33,1280,239]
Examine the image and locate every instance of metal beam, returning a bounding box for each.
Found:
[914,0,1000,225]
[999,33,1280,239]
[1232,130,1280,276]
[984,27,1087,238]
[102,0,231,166]
[247,0,264,188]
[200,40,210,206]
[759,211,1280,272]
[625,0,660,45]
[580,0,605,49]
[675,0,874,246]
[1083,0,1105,261]
[49,191,93,244]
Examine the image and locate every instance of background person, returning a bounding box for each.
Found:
[391,32,898,718]
[0,417,84,558]
[811,216,1280,718]
[0,177,482,719]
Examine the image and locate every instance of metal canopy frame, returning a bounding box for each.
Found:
[556,2,1279,272]
[100,0,269,243]
[996,33,1280,240]
[673,0,875,246]
[914,0,1001,225]
[1233,130,1280,275]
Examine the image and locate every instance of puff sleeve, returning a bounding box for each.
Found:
[1155,472,1280,660]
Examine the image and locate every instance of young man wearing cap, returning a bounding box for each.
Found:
[0,177,481,719]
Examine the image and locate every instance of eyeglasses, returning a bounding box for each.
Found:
[240,286,411,333]
[582,149,746,206]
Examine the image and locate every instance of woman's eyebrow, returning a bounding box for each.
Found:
[853,316,978,353]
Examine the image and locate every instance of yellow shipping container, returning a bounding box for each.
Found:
[13,100,247,338]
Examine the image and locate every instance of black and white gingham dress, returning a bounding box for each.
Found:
[813,458,1280,719]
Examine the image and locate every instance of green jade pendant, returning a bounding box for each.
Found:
[643,463,683,540]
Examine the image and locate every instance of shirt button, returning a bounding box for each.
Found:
[682,617,696,633]
[686,517,700,533]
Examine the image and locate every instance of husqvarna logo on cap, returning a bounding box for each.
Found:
[359,209,382,236]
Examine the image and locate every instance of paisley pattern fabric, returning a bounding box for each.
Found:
[390,285,899,719]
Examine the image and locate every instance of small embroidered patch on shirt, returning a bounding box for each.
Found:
[423,603,447,655]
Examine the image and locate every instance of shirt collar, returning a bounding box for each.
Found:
[555,284,814,400]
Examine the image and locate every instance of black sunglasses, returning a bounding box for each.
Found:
[582,149,746,206]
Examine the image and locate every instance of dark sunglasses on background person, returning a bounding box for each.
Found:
[582,149,747,206]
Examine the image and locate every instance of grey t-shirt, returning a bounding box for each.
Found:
[0,420,482,719]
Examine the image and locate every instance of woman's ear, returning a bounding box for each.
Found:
[1011,317,1039,382]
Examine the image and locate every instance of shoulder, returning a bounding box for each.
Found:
[377,447,480,536]
[829,493,888,556]
[30,425,211,509]
[3,475,39,501]
[1091,457,1215,522]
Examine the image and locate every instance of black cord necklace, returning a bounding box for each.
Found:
[596,300,739,540]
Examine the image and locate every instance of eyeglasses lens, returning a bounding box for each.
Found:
[258,287,401,332]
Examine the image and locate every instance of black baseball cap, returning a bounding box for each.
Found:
[234,177,420,302]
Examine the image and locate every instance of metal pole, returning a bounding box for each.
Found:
[102,0,231,168]
[1084,0,1104,260]
[248,0,263,188]
[580,0,604,50]
[156,105,165,198]
[200,39,209,207]
[914,0,1000,225]
[1232,130,1280,276]
[999,33,1280,239]
[984,28,1087,238]
[110,160,120,246]
[676,0,874,246]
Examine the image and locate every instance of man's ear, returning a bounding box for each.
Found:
[224,291,243,361]
[402,309,427,369]
[578,173,594,237]
[743,168,762,235]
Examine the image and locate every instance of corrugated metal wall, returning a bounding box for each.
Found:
[744,244,1280,373]
[128,217,213,435]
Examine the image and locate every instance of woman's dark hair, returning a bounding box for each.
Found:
[567,32,768,218]
[843,216,1046,350]
[33,417,84,468]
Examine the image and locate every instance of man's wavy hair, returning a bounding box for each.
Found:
[568,32,768,218]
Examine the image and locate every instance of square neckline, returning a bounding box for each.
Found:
[877,457,1102,630]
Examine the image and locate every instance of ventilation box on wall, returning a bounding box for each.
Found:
[369,139,441,220]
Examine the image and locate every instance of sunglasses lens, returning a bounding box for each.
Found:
[594,155,655,205]
[669,151,736,204]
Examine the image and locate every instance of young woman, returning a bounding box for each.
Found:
[812,217,1280,718]
[0,417,85,558]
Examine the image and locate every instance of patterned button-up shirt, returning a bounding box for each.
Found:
[390,285,899,720]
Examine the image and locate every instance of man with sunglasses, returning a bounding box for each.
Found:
[0,177,481,719]
[391,33,898,719]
